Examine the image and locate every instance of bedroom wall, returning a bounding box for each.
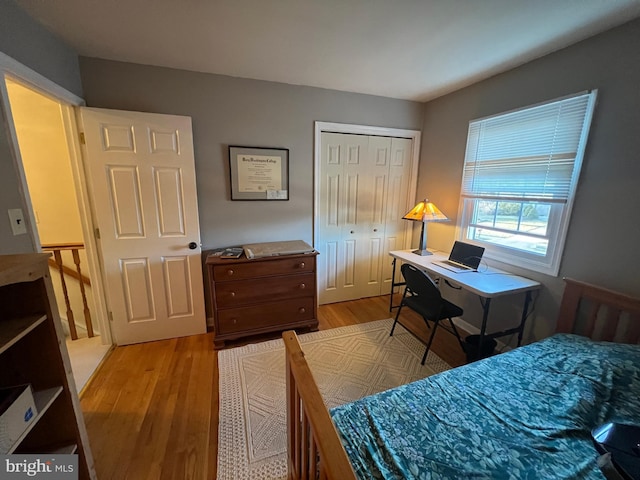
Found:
[0,0,83,254]
[419,18,640,341]
[78,58,425,249]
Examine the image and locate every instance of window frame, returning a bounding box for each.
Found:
[456,91,598,276]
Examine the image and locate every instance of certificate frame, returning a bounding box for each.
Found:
[228,145,290,200]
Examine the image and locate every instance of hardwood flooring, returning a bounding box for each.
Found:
[80,294,468,480]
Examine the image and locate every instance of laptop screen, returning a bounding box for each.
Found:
[449,241,485,269]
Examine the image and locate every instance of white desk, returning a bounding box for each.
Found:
[389,250,541,358]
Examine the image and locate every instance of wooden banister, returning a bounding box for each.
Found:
[42,243,94,340]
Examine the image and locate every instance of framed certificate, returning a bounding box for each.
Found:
[228,145,289,200]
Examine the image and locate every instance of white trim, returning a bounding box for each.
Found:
[313,121,421,249]
[0,74,39,252]
[0,52,84,105]
[0,54,112,346]
[61,106,112,345]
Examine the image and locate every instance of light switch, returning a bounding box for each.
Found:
[8,208,27,235]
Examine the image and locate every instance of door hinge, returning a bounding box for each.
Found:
[79,132,86,145]
[108,311,114,322]
[95,228,100,239]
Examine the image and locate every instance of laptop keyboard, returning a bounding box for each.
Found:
[442,260,471,269]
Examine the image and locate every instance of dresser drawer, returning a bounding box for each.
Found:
[215,273,315,308]
[217,297,315,335]
[212,255,315,282]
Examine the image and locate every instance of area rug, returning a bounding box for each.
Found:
[216,318,451,480]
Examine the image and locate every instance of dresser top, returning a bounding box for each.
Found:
[205,250,317,266]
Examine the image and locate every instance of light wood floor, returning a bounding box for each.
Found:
[80,294,469,480]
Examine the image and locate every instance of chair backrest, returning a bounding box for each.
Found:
[401,263,442,303]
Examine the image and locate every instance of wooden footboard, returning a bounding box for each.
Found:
[282,330,356,480]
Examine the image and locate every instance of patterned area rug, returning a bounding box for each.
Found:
[216,318,451,480]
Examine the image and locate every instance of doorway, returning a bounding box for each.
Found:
[2,75,111,391]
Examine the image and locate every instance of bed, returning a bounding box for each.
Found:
[283,278,640,480]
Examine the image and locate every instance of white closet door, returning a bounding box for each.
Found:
[318,133,369,304]
[318,133,413,304]
[382,137,414,292]
[358,136,390,298]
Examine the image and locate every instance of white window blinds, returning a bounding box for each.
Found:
[461,92,596,203]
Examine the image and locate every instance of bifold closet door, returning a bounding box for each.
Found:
[318,133,413,304]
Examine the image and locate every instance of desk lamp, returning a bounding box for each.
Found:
[403,199,448,256]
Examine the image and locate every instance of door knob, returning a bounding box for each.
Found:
[188,242,198,250]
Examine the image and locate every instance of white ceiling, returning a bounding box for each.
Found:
[14,0,640,101]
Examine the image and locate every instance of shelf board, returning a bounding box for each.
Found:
[8,386,63,454]
[51,444,77,455]
[0,314,47,355]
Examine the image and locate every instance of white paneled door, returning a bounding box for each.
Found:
[318,132,414,304]
[79,108,206,345]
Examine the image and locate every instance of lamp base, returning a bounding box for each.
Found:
[412,249,433,256]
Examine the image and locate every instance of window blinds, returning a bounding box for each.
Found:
[461,92,596,203]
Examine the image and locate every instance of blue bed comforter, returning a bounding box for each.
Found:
[330,334,640,479]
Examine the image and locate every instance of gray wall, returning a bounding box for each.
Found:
[419,18,640,340]
[78,58,425,249]
[0,0,82,253]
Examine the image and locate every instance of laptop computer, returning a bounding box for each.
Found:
[434,241,485,273]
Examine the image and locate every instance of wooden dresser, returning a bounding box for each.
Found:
[206,252,318,348]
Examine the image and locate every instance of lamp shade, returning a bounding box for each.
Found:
[403,199,448,223]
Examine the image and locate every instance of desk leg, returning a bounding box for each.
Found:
[389,258,397,312]
[476,297,491,360]
[516,291,533,347]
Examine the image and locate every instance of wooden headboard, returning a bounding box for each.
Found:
[556,278,640,343]
[283,277,640,480]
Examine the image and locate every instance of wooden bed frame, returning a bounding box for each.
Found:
[282,278,640,480]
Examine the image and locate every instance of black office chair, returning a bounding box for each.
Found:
[390,263,465,365]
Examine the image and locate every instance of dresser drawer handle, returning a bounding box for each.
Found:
[298,307,306,314]
[299,283,306,289]
[227,269,234,276]
[231,318,237,324]
[299,262,305,269]
[230,292,236,297]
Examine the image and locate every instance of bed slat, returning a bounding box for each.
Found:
[629,314,640,346]
[601,307,621,342]
[585,302,600,338]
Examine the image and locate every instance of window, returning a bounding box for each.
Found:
[458,91,597,276]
